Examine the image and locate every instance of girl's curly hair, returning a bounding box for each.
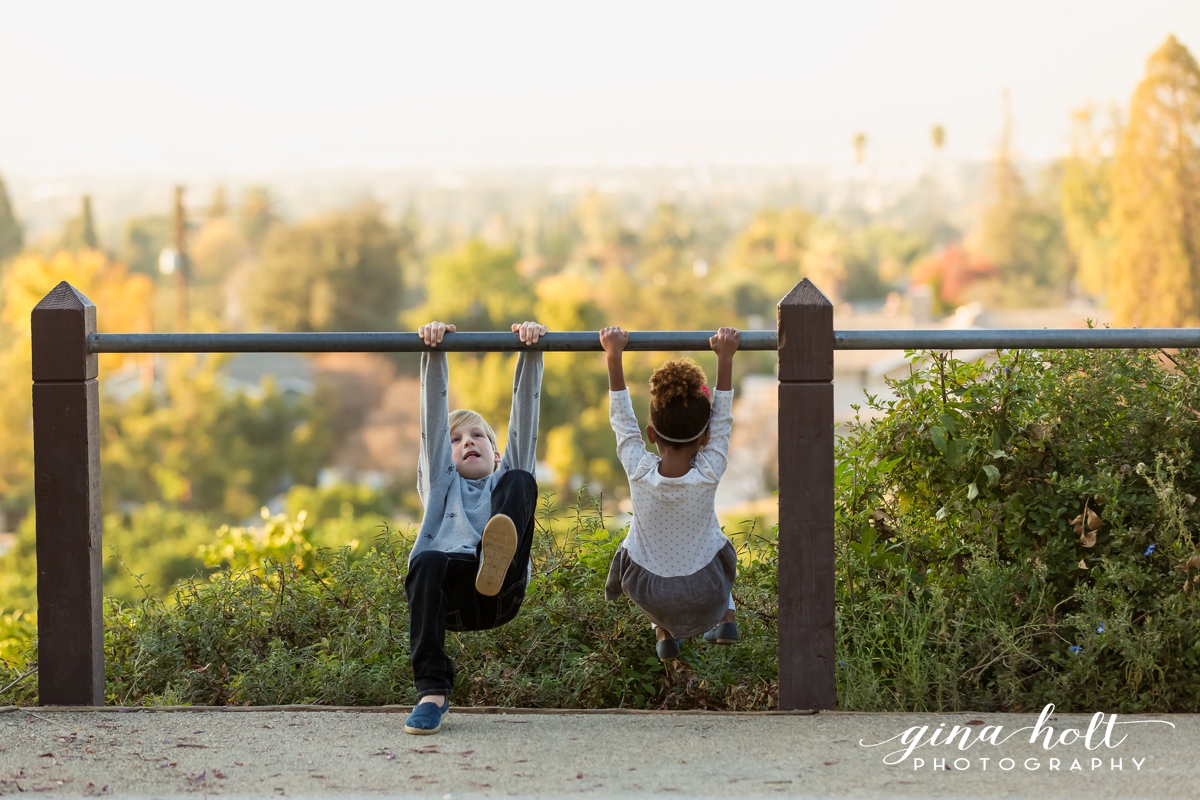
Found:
[648,358,711,446]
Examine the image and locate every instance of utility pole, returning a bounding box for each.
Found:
[173,185,189,332]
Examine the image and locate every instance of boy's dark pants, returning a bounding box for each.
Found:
[405,469,538,701]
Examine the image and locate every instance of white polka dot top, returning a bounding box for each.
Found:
[608,388,734,577]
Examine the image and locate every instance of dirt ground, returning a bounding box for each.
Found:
[0,706,1194,798]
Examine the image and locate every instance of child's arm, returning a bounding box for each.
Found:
[601,327,648,473]
[700,327,740,469]
[600,326,629,391]
[417,321,457,504]
[712,326,738,392]
[500,320,548,474]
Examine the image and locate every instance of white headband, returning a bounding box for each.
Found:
[652,423,709,444]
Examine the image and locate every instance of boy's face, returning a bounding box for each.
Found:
[450,423,501,480]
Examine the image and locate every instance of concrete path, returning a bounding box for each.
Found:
[0,706,1195,799]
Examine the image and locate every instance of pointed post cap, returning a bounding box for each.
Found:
[777,278,833,382]
[779,278,833,309]
[32,281,98,381]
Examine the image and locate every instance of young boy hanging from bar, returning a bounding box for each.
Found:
[403,319,547,735]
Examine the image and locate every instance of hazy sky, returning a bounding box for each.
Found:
[3,0,1198,178]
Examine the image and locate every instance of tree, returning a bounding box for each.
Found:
[931,125,946,152]
[916,124,955,245]
[0,250,153,511]
[240,186,279,249]
[0,170,22,262]
[246,205,403,332]
[574,190,624,251]
[639,203,692,255]
[976,94,1025,268]
[533,273,623,493]
[191,217,245,287]
[1061,106,1120,299]
[973,93,1068,305]
[122,215,172,276]
[407,240,534,332]
[101,354,330,519]
[799,221,848,302]
[725,208,817,314]
[207,186,228,221]
[59,195,99,251]
[853,132,867,164]
[843,226,928,300]
[1108,36,1200,326]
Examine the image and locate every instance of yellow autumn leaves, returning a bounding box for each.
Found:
[0,250,153,497]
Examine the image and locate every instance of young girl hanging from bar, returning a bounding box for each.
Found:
[599,326,740,661]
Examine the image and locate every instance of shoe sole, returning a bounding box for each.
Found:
[476,514,518,597]
[404,721,442,735]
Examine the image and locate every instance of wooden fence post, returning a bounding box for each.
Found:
[31,281,104,706]
[776,278,835,710]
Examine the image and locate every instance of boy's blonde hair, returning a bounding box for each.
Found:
[448,409,499,452]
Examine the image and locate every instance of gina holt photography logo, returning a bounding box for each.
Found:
[859,704,1175,772]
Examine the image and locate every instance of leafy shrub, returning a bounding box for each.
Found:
[836,345,1200,712]
[2,491,775,708]
[0,482,405,614]
[0,610,36,703]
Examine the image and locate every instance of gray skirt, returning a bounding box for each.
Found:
[604,541,737,639]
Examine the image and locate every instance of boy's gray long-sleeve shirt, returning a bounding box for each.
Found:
[409,349,542,563]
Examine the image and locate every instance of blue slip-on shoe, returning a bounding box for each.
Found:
[703,621,739,645]
[476,514,518,597]
[404,698,449,735]
[656,637,684,661]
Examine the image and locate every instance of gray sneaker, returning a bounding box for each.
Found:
[703,621,739,645]
[656,637,683,661]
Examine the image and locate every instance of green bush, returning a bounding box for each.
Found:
[0,610,35,698]
[835,345,1200,712]
[0,482,404,614]
[1,492,775,709]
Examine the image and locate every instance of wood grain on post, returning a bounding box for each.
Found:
[31,281,104,706]
[776,278,836,710]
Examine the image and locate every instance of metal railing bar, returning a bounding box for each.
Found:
[835,329,1200,350]
[90,328,1200,355]
[88,330,780,354]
